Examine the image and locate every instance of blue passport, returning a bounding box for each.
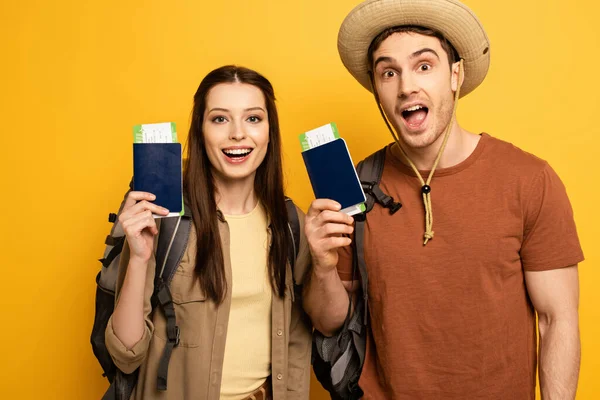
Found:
[133,143,183,215]
[301,138,365,212]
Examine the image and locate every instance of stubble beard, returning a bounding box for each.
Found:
[392,94,456,152]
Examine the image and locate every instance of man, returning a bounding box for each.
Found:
[303,0,583,398]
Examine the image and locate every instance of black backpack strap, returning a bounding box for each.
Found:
[151,201,192,391]
[352,147,401,325]
[356,147,402,214]
[351,214,369,326]
[155,283,179,391]
[99,236,126,269]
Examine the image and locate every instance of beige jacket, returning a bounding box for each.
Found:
[105,207,313,399]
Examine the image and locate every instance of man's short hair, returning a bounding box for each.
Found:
[367,25,460,71]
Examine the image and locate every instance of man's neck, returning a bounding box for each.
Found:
[398,122,480,171]
[214,174,258,215]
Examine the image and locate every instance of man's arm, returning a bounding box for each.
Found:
[302,199,357,336]
[525,265,580,400]
[304,271,358,336]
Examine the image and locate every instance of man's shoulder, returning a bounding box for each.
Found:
[482,133,549,175]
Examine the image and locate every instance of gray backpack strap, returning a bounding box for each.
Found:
[284,197,300,269]
[97,180,134,295]
[155,214,192,284]
[285,197,302,302]
[152,201,192,391]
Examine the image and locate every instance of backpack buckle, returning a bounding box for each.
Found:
[167,325,180,347]
[362,181,402,215]
[353,213,366,222]
[388,201,402,215]
[361,181,376,193]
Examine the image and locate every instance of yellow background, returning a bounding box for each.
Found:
[1,0,598,398]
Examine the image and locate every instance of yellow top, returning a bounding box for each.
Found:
[221,203,272,399]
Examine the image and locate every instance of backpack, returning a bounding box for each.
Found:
[91,181,302,400]
[311,147,402,400]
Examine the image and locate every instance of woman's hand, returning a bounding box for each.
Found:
[118,191,169,263]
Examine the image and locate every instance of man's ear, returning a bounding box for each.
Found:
[451,60,464,92]
[368,70,376,91]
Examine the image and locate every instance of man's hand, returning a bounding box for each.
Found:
[305,199,354,274]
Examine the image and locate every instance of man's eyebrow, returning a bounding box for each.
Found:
[373,56,395,69]
[411,48,440,60]
[373,48,439,69]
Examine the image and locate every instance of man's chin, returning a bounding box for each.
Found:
[395,129,438,150]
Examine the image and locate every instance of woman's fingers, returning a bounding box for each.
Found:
[119,199,169,223]
[122,191,156,210]
[122,210,158,237]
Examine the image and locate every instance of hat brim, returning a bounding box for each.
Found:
[338,0,490,97]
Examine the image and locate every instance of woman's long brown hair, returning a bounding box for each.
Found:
[183,65,289,304]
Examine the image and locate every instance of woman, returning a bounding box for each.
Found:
[105,65,312,400]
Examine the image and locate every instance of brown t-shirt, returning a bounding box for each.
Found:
[337,133,584,399]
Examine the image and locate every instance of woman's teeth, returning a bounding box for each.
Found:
[223,149,252,157]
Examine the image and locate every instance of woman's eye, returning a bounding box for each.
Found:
[247,116,261,123]
[212,116,227,123]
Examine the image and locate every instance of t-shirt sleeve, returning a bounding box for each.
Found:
[337,240,354,281]
[521,162,584,271]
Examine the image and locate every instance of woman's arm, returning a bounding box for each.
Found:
[104,191,169,373]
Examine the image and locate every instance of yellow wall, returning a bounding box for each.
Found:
[1,0,598,398]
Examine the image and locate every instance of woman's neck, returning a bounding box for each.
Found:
[214,174,258,215]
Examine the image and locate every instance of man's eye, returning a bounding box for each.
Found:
[420,64,431,71]
[383,70,396,78]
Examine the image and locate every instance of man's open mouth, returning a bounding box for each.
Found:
[401,104,429,128]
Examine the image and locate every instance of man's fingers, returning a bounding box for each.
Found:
[318,210,355,226]
[307,199,342,218]
[306,200,355,226]
[323,236,352,250]
[322,222,354,237]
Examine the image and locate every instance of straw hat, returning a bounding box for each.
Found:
[338,0,490,97]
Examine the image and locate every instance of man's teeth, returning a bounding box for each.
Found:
[224,149,252,156]
[405,105,424,112]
